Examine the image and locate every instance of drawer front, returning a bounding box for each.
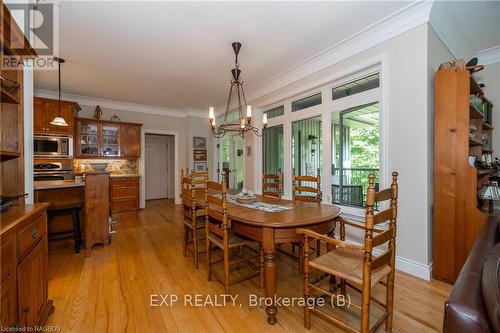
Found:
[111,177,139,187]
[17,214,46,260]
[111,199,139,213]
[111,185,139,199]
[1,236,15,281]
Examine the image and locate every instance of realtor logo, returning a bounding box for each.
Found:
[4,1,59,70]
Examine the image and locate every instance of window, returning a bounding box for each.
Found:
[264,105,284,120]
[332,73,379,100]
[331,102,380,207]
[263,125,284,174]
[216,110,244,190]
[292,93,322,112]
[292,116,322,176]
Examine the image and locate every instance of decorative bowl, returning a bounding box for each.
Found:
[236,196,257,204]
[90,163,109,171]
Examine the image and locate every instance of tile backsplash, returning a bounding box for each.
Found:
[74,159,139,174]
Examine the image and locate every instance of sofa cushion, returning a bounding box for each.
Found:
[482,244,500,333]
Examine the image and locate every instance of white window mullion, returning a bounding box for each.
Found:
[321,86,332,204]
[283,103,292,199]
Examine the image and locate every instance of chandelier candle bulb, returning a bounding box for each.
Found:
[263,113,268,126]
[246,105,252,119]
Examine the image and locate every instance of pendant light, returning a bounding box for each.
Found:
[50,56,69,127]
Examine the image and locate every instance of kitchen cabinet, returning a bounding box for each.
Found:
[110,177,140,213]
[75,118,141,159]
[120,123,141,158]
[0,204,53,329]
[34,97,80,135]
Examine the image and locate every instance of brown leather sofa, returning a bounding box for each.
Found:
[443,214,500,333]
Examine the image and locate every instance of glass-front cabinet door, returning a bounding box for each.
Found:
[78,121,99,156]
[102,124,120,156]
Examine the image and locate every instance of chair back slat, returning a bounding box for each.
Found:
[371,250,392,270]
[373,208,393,225]
[292,168,321,203]
[372,228,393,247]
[374,188,392,202]
[262,172,282,199]
[295,185,318,193]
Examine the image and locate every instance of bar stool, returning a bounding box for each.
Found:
[47,203,83,253]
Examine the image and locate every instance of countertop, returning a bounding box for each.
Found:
[110,174,141,178]
[0,203,50,236]
[34,180,85,190]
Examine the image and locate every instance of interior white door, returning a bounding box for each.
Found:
[145,135,169,200]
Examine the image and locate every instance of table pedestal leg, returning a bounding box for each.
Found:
[263,227,277,324]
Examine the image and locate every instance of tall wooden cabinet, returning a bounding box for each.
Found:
[433,65,493,283]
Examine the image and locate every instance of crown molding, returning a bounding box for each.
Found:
[246,0,433,102]
[477,45,500,66]
[34,89,206,118]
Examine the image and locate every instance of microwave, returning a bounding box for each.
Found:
[34,134,73,158]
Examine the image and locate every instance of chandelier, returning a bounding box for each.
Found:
[209,42,267,138]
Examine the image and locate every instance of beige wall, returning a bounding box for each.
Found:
[246,24,439,277]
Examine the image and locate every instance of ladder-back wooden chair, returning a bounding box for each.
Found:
[205,175,262,294]
[262,171,282,199]
[297,172,399,333]
[291,168,322,271]
[190,168,209,190]
[180,171,206,269]
[292,168,321,203]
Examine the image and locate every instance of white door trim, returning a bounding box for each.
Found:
[141,129,180,207]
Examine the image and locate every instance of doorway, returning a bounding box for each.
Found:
[145,134,175,200]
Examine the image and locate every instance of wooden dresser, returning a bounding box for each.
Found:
[0,203,53,329]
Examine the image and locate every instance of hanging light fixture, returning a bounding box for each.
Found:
[209,42,267,138]
[50,56,69,127]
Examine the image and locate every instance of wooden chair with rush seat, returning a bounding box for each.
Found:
[297,172,399,333]
[180,169,206,269]
[205,174,262,294]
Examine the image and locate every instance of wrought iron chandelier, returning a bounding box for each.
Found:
[209,42,267,138]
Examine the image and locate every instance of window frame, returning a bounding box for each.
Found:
[253,57,388,220]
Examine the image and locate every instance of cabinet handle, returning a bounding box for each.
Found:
[23,306,30,313]
[31,228,38,238]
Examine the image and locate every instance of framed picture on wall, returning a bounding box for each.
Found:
[193,136,206,149]
[193,149,207,161]
[194,162,207,173]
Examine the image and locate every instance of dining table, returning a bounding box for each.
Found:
[194,191,341,324]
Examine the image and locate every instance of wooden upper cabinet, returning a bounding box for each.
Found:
[34,97,80,135]
[120,123,141,158]
[75,118,141,159]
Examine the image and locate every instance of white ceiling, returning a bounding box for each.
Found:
[33,1,413,114]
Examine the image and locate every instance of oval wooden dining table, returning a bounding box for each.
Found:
[194,191,342,324]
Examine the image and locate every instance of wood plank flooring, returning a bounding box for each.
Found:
[46,199,452,332]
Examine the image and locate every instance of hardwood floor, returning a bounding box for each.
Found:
[46,199,451,332]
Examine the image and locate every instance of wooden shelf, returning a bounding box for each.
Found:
[470,77,484,96]
[1,87,20,104]
[477,169,493,175]
[469,137,482,146]
[483,122,494,130]
[469,104,483,119]
[0,150,21,160]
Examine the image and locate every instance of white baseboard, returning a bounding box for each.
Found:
[389,252,432,281]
